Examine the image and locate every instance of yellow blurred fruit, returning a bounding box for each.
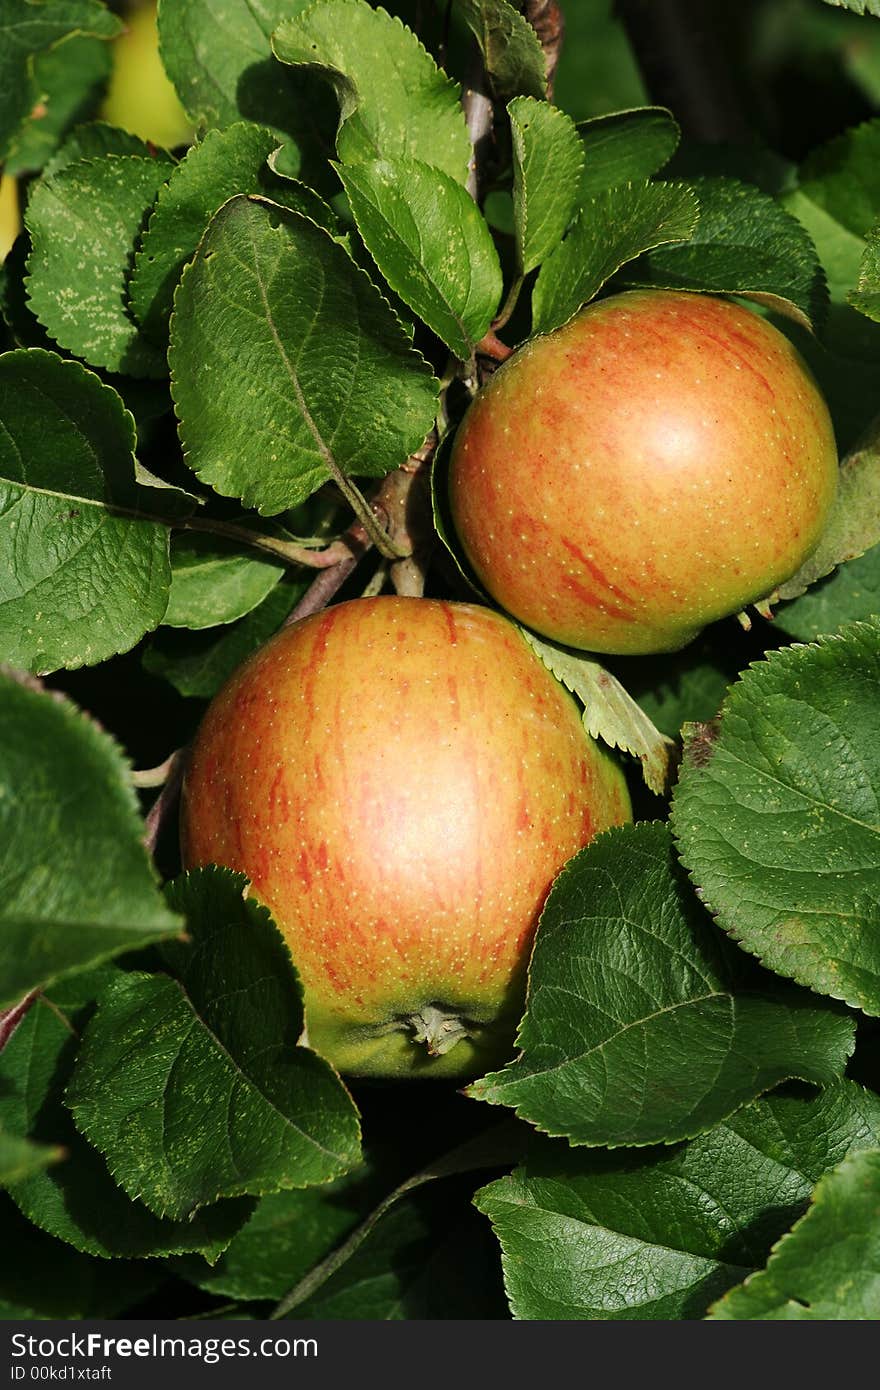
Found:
[100,0,193,148]
[0,174,20,262]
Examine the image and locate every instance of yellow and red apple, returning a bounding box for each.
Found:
[449,290,839,655]
[181,597,631,1079]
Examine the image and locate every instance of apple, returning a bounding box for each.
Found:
[180,597,631,1080]
[448,290,839,655]
[100,0,193,149]
[0,173,20,263]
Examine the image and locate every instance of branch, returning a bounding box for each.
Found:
[180,515,364,570]
[284,519,372,624]
[522,0,565,99]
[615,0,750,144]
[0,991,37,1053]
[463,49,494,201]
[144,746,188,856]
[385,432,438,598]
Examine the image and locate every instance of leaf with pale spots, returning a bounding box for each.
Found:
[66,868,361,1221]
[708,1148,880,1319]
[468,823,854,1146]
[337,156,503,360]
[130,122,336,348]
[25,147,175,376]
[272,0,470,183]
[168,195,438,515]
[633,177,828,330]
[531,180,699,335]
[521,630,674,796]
[672,622,880,1017]
[475,1080,880,1319]
[0,350,172,674]
[508,97,584,276]
[162,532,285,630]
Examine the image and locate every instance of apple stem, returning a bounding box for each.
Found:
[406,1004,472,1056]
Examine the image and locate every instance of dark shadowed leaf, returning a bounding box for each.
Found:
[67,868,361,1220]
[475,1080,880,1319]
[0,674,180,1011]
[0,971,253,1258]
[709,1148,880,1319]
[672,621,880,1016]
[469,823,854,1145]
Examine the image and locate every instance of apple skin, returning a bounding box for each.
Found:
[180,597,631,1080]
[448,290,839,655]
[100,1,193,149]
[0,173,20,263]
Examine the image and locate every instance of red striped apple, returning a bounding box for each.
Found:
[181,597,631,1079]
[449,290,839,655]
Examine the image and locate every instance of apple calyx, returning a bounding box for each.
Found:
[405,1004,473,1056]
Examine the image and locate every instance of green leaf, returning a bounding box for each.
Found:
[0,1130,62,1188]
[0,971,254,1259]
[294,1192,504,1319]
[800,118,880,240]
[521,630,674,796]
[6,36,111,177]
[156,0,334,182]
[532,181,698,336]
[0,0,120,161]
[272,0,470,183]
[475,1080,880,1320]
[508,96,584,276]
[169,195,437,515]
[454,0,547,101]
[709,1148,880,1319]
[42,117,147,176]
[25,149,175,376]
[143,574,306,699]
[67,867,361,1220]
[173,1172,376,1301]
[635,177,828,331]
[337,157,502,360]
[608,640,738,741]
[774,415,880,608]
[130,122,335,347]
[469,823,854,1146]
[577,106,680,201]
[672,621,880,1016]
[820,0,880,15]
[275,1121,524,1316]
[0,1197,157,1318]
[162,532,284,630]
[849,219,880,322]
[775,544,880,642]
[0,674,181,1012]
[0,349,172,673]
